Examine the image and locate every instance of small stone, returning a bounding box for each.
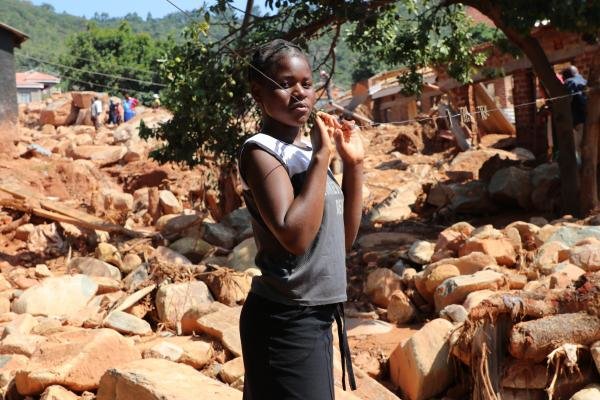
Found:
[387,290,416,324]
[226,238,258,271]
[459,238,517,267]
[364,268,403,308]
[439,304,468,323]
[142,341,184,362]
[121,253,142,274]
[34,264,52,278]
[154,246,192,267]
[68,257,121,280]
[155,282,214,329]
[424,264,460,295]
[219,357,245,384]
[169,237,214,261]
[91,276,121,294]
[95,243,123,269]
[408,241,435,265]
[104,311,152,336]
[122,265,149,291]
[102,189,133,212]
[392,259,406,276]
[159,190,183,214]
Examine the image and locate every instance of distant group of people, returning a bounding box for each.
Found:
[89,92,160,130]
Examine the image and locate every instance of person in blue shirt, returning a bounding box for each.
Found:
[561,65,587,165]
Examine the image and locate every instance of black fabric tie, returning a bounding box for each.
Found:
[334,303,357,391]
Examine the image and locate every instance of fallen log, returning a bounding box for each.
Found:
[509,312,600,362]
[0,197,151,239]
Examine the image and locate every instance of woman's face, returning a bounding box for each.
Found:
[252,54,316,127]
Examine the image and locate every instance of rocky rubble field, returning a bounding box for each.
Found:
[0,92,599,400]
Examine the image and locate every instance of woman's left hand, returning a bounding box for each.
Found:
[334,119,364,166]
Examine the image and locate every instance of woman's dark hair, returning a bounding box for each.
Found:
[248,39,307,84]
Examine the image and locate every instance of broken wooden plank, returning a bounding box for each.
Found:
[0,198,151,239]
[0,185,108,225]
[474,83,516,136]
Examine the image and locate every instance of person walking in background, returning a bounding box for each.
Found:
[90,96,103,130]
[320,70,333,104]
[561,65,588,165]
[152,94,161,111]
[123,93,137,122]
[108,99,117,126]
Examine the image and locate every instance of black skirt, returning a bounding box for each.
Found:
[240,292,338,400]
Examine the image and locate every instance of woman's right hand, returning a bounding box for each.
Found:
[311,111,339,162]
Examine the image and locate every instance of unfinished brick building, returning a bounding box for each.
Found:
[346,26,599,156]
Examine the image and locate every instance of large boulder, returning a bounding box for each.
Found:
[71,91,98,108]
[488,166,532,209]
[434,270,508,311]
[389,318,455,400]
[408,241,435,265]
[365,182,421,224]
[12,275,98,318]
[70,145,127,167]
[39,98,77,127]
[547,226,600,247]
[458,238,517,267]
[226,238,257,271]
[446,148,519,181]
[15,329,141,395]
[530,163,560,211]
[193,306,242,357]
[446,181,497,214]
[569,242,600,271]
[97,358,241,400]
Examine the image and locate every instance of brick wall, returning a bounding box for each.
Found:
[512,69,539,151]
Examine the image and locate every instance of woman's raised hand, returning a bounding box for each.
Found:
[312,111,339,162]
[334,119,364,166]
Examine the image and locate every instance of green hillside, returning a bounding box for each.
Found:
[0,0,389,90]
[0,0,188,72]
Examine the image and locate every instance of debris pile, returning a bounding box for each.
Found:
[0,91,596,399]
[357,219,600,399]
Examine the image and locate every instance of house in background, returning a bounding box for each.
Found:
[0,22,28,156]
[0,23,28,131]
[16,70,61,104]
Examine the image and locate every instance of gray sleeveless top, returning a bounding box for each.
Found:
[239,133,347,306]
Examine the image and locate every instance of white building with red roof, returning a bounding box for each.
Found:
[16,70,61,103]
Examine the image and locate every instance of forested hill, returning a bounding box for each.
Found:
[0,0,188,69]
[1,0,388,89]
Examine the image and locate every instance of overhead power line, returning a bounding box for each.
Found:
[17,54,167,88]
